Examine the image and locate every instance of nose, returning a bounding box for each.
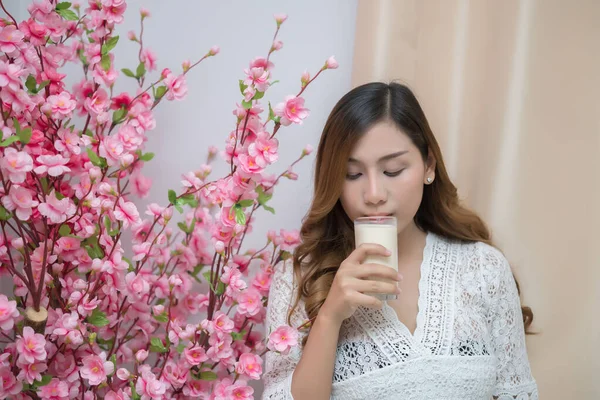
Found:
[363,173,387,206]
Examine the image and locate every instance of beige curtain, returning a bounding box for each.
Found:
[352,0,600,398]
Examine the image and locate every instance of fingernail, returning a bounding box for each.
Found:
[397,273,403,281]
[385,249,391,256]
[396,287,402,294]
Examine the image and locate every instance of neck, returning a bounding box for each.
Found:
[397,222,427,261]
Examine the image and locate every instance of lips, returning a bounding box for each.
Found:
[363,213,393,217]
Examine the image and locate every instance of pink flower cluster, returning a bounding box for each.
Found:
[0,4,337,398]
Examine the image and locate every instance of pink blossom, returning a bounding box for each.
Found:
[0,366,22,398]
[280,229,301,251]
[272,40,283,51]
[248,132,279,167]
[249,57,274,72]
[274,13,288,26]
[84,43,102,66]
[135,349,148,363]
[34,154,71,177]
[301,70,311,86]
[44,91,76,118]
[16,326,47,364]
[183,345,209,366]
[84,88,109,117]
[135,365,166,400]
[162,360,188,389]
[80,352,114,386]
[303,144,314,156]
[274,95,309,126]
[37,190,76,224]
[140,8,151,18]
[208,45,220,56]
[125,272,150,301]
[105,389,130,400]
[164,73,188,101]
[236,288,262,317]
[0,294,19,331]
[131,173,152,198]
[243,67,269,92]
[98,135,124,166]
[0,60,24,90]
[17,361,47,384]
[114,197,140,229]
[0,25,24,54]
[207,332,233,362]
[252,270,272,296]
[213,377,253,400]
[237,153,264,176]
[76,294,102,317]
[235,353,263,380]
[19,19,49,46]
[1,185,39,221]
[0,147,34,183]
[268,325,299,354]
[116,368,130,380]
[325,55,339,69]
[37,378,69,399]
[54,128,82,155]
[140,48,157,71]
[101,0,127,24]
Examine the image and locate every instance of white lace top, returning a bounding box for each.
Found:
[262,232,538,399]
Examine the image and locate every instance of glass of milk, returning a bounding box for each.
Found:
[354,216,398,301]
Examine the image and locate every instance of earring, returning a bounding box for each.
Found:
[426,177,433,184]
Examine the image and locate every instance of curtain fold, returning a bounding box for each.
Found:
[352,1,600,398]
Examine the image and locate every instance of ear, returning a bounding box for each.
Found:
[425,149,437,180]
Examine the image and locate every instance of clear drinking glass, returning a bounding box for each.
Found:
[354,216,398,301]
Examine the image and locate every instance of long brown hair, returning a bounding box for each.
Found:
[289,82,533,343]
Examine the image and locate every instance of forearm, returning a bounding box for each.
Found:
[291,314,341,400]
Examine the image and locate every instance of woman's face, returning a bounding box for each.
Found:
[340,121,436,234]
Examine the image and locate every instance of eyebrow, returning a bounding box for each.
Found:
[348,151,409,163]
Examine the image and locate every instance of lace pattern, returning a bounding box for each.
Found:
[261,234,538,400]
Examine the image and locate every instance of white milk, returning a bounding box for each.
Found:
[354,223,398,300]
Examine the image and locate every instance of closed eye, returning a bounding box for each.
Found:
[384,169,404,177]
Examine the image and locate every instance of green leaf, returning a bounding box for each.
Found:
[168,189,177,205]
[12,118,21,134]
[241,100,252,110]
[174,204,183,213]
[0,205,10,221]
[178,194,198,208]
[0,135,20,147]
[56,2,71,10]
[37,80,50,93]
[136,62,146,78]
[177,221,189,234]
[150,337,168,353]
[139,152,154,162]
[57,8,78,20]
[256,185,273,205]
[110,354,117,375]
[231,331,246,341]
[176,343,186,353]
[25,75,37,93]
[58,224,71,236]
[86,148,106,168]
[233,205,246,225]
[40,177,49,193]
[268,102,276,121]
[17,127,32,144]
[100,54,111,71]
[155,85,167,100]
[263,204,276,214]
[88,309,109,327]
[121,68,136,78]
[153,312,169,323]
[215,281,225,296]
[238,199,254,208]
[239,79,248,95]
[130,381,141,400]
[199,371,218,381]
[253,90,265,100]
[112,107,127,123]
[102,36,119,54]
[33,374,52,387]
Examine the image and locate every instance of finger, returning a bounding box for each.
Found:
[355,264,402,282]
[353,279,401,296]
[352,292,384,309]
[348,243,391,264]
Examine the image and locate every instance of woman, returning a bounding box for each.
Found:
[262,82,538,399]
